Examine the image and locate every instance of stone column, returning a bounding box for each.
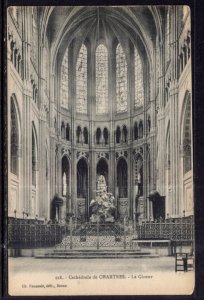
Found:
[69,41,77,216]
[21,7,32,216]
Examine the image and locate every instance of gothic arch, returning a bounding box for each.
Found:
[103,127,109,145]
[96,158,109,189]
[77,158,88,199]
[180,91,191,144]
[96,127,102,144]
[122,125,128,143]
[134,121,138,140]
[66,123,70,141]
[117,157,128,198]
[10,94,21,176]
[83,127,88,144]
[134,153,143,196]
[45,139,49,180]
[96,44,108,115]
[166,121,171,169]
[61,121,66,138]
[32,122,38,186]
[61,155,70,197]
[76,43,87,114]
[138,120,143,138]
[10,93,21,128]
[116,42,128,113]
[181,91,192,174]
[76,125,82,143]
[116,126,121,143]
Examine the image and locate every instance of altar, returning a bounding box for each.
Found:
[89,175,116,223]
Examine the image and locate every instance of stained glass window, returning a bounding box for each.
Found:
[116,44,128,113]
[96,44,108,114]
[60,49,69,109]
[76,44,87,114]
[134,47,144,108]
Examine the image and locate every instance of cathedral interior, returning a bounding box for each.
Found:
[7,6,193,224]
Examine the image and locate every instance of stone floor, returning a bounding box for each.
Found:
[8,256,194,296]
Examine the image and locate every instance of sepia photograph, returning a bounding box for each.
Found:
[7,5,194,296]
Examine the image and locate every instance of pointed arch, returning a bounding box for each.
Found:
[61,121,65,139]
[134,153,143,197]
[60,48,69,108]
[182,93,192,173]
[117,157,128,198]
[96,44,108,115]
[96,127,102,145]
[103,127,109,145]
[76,125,82,143]
[134,121,138,140]
[83,127,88,144]
[134,47,144,108]
[166,7,171,62]
[116,43,128,113]
[66,123,70,141]
[31,7,38,65]
[139,120,143,138]
[32,122,38,186]
[166,121,171,185]
[77,158,88,198]
[62,155,70,197]
[10,95,21,176]
[116,126,121,143]
[122,125,128,143]
[96,158,109,189]
[76,44,87,114]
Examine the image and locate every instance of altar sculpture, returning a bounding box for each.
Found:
[90,175,116,223]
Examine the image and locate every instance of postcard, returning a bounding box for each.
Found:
[7,5,194,296]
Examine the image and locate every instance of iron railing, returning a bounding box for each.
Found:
[8,216,194,249]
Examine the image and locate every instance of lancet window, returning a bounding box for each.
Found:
[76,44,87,114]
[96,44,108,114]
[134,47,144,108]
[116,44,128,113]
[60,49,69,109]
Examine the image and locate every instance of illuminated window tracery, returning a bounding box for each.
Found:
[76,44,87,114]
[60,49,69,109]
[134,47,144,108]
[116,44,128,113]
[96,44,108,115]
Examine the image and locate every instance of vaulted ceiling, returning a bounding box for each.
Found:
[39,6,164,71]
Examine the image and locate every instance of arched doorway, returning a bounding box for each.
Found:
[77,158,88,220]
[117,158,128,219]
[96,159,108,190]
